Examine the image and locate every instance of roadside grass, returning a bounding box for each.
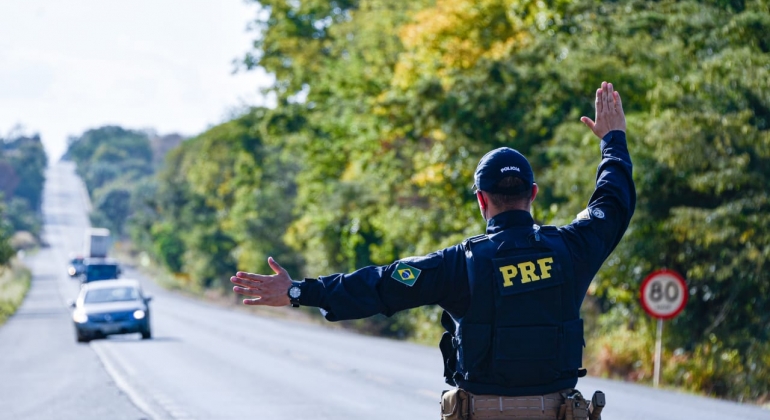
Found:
[0,259,31,325]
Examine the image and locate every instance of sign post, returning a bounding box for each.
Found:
[640,269,688,388]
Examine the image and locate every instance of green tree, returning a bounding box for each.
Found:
[91,185,132,235]
[0,161,18,200]
[1,134,47,237]
[66,127,153,186]
[4,135,47,211]
[65,126,158,237]
[3,198,40,235]
[0,202,14,266]
[144,108,300,288]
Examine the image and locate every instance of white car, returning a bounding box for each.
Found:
[70,279,152,343]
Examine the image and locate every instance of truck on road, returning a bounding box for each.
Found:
[84,228,110,258]
[76,228,121,283]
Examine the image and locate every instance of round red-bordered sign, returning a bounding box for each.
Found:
[640,269,688,319]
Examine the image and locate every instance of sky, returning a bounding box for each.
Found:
[0,0,273,161]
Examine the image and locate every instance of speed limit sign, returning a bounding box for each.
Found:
[640,269,688,319]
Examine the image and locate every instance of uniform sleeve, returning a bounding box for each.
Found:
[559,130,636,297]
[297,245,469,322]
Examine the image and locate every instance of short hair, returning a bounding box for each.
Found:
[485,176,532,209]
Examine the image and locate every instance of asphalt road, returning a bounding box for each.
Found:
[0,161,768,420]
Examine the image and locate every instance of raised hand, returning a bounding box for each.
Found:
[231,257,292,306]
[580,81,626,139]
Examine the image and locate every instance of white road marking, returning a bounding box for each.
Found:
[91,341,168,420]
[98,341,138,376]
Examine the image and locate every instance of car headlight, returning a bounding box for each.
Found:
[72,309,88,323]
[133,310,146,320]
[68,267,76,276]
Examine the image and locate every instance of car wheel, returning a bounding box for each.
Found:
[141,329,152,340]
[76,331,90,343]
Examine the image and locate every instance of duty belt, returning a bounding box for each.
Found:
[469,390,565,419]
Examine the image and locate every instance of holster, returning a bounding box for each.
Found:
[558,390,589,420]
[441,388,470,420]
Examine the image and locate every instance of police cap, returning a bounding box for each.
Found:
[473,147,534,195]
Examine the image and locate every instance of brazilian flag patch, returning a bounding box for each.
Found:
[391,262,422,287]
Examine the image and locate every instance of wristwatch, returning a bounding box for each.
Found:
[287,281,302,308]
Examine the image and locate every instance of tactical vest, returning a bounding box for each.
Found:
[440,225,586,396]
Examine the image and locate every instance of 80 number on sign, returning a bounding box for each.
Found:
[640,270,688,319]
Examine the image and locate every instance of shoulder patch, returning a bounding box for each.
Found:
[463,234,489,251]
[591,208,605,219]
[391,261,422,287]
[469,234,489,244]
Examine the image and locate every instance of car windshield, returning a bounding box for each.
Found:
[84,287,140,304]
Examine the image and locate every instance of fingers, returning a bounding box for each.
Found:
[235,291,262,304]
[242,293,287,306]
[236,287,263,304]
[601,81,611,113]
[233,283,271,302]
[232,284,261,295]
[235,257,286,282]
[235,271,270,282]
[242,296,281,306]
[231,257,293,307]
[267,257,287,275]
[231,276,261,288]
[586,82,625,138]
[595,88,602,114]
[580,116,595,130]
[233,285,280,305]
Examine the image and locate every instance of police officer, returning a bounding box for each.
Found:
[231,81,634,420]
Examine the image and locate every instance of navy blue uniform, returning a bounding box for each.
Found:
[298,130,635,394]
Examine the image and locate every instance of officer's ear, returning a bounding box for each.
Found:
[476,191,487,210]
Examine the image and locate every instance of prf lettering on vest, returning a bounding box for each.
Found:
[499,257,554,286]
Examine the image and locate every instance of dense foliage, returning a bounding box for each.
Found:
[0,134,48,259]
[64,126,183,237]
[0,204,13,266]
[133,110,301,288]
[128,0,770,401]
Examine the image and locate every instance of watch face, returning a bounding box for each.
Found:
[289,286,301,299]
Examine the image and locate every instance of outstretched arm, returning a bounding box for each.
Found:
[230,247,470,321]
[560,81,636,302]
